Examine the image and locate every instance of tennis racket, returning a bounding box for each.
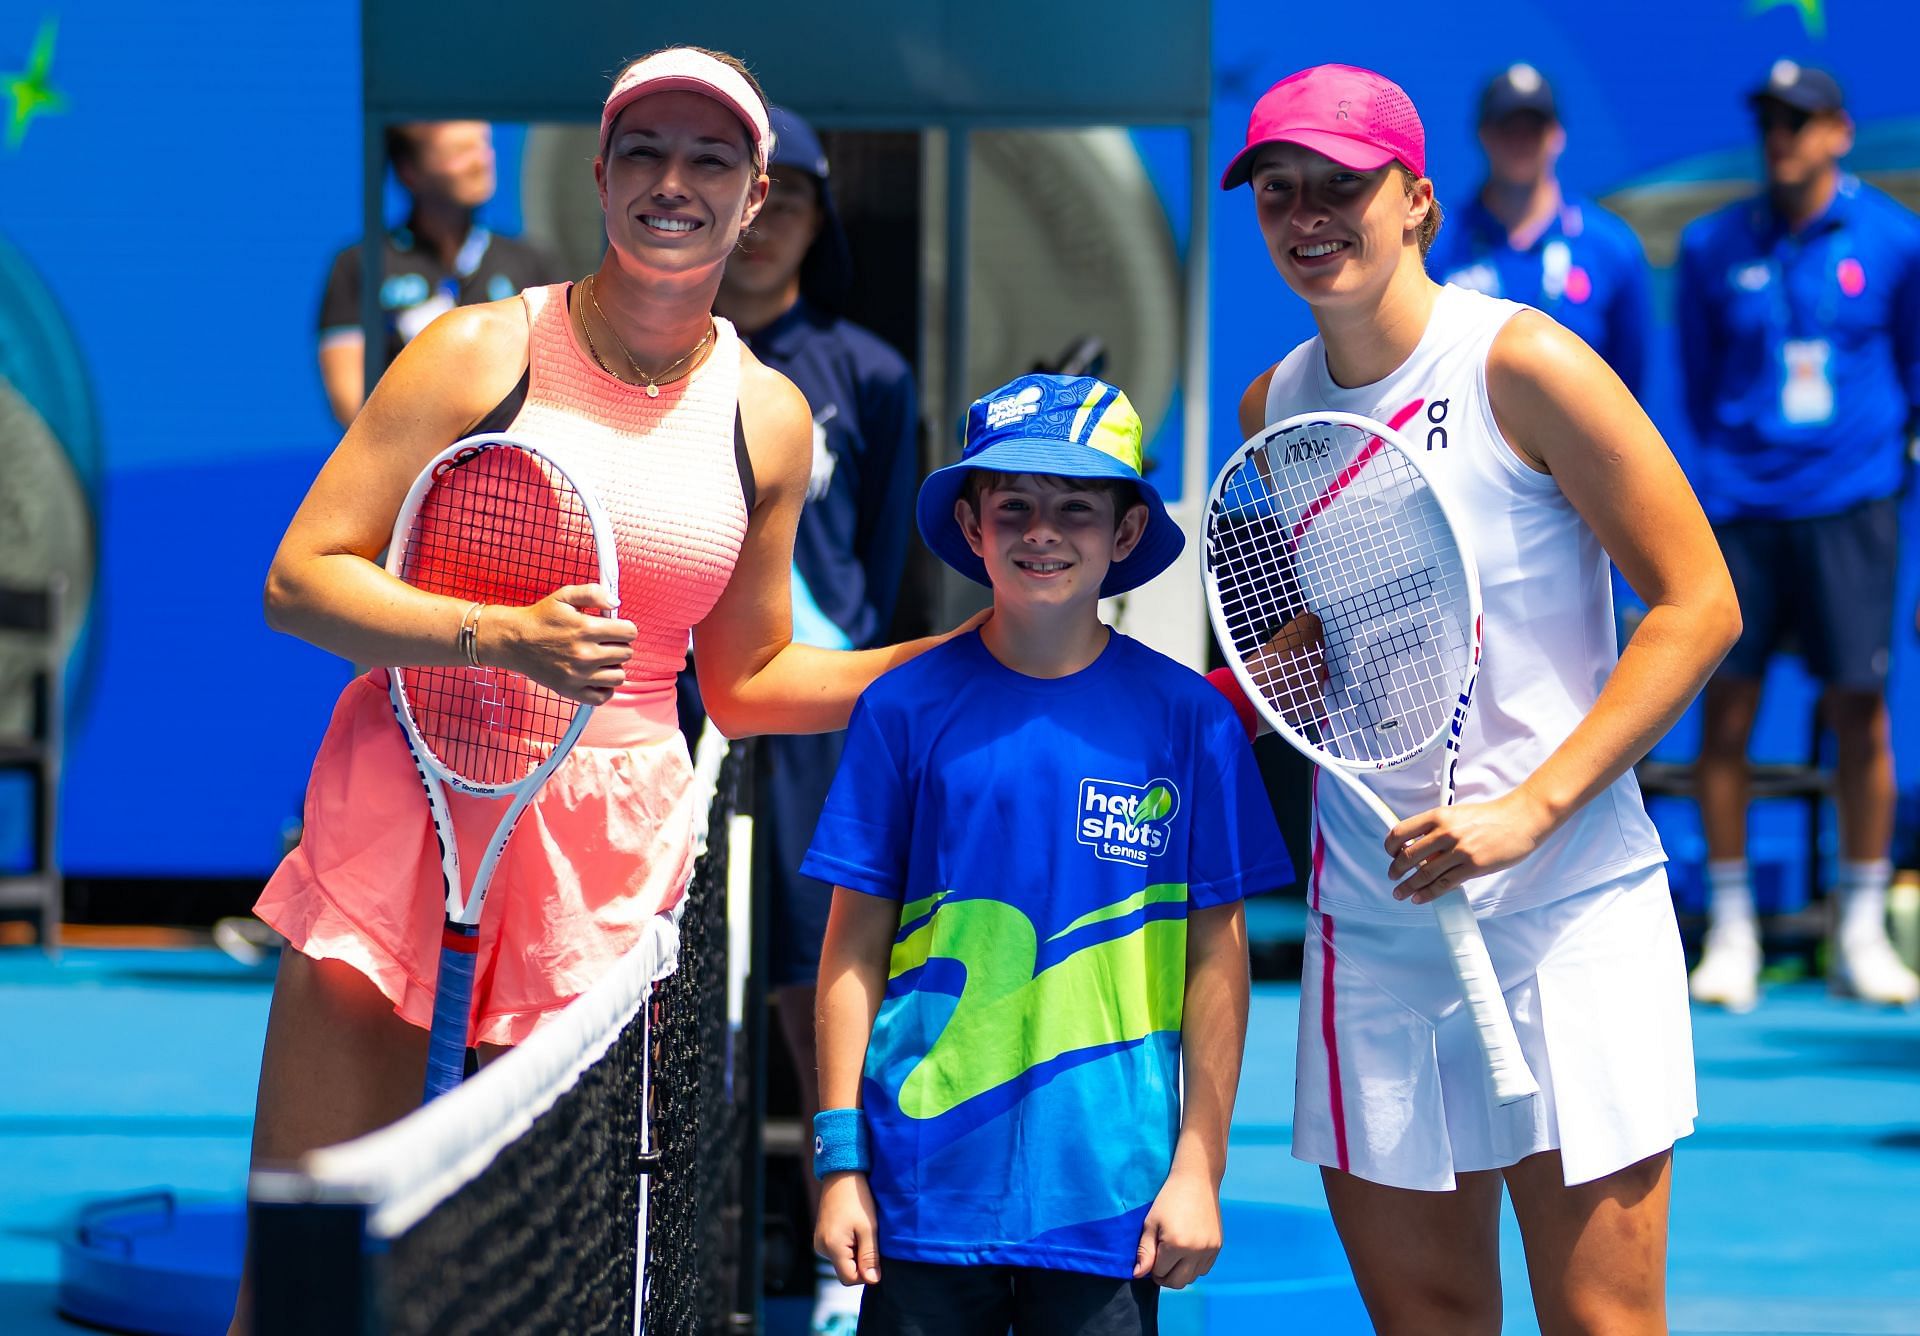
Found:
[1202,410,1539,1107]
[386,433,620,1101]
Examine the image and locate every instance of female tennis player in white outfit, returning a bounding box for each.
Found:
[1220,66,1740,1334]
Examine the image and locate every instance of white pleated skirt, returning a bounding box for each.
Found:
[1293,865,1697,1191]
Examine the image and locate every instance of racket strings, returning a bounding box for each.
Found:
[397,446,601,788]
[1208,420,1472,767]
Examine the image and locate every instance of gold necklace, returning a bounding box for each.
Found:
[583,274,714,398]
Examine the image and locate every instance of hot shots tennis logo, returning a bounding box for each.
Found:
[984,383,1044,431]
[1078,777,1181,866]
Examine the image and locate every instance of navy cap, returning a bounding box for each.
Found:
[1478,63,1557,125]
[1748,59,1845,114]
[766,106,854,312]
[916,374,1183,597]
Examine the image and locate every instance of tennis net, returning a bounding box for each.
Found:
[250,728,749,1335]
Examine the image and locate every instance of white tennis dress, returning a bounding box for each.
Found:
[1265,284,1695,1189]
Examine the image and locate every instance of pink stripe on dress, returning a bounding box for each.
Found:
[1301,396,1424,1175]
[1310,770,1350,1172]
[1321,912,1349,1174]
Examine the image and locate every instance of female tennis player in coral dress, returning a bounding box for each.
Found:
[234,55,971,1330]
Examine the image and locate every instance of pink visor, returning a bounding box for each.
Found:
[599,48,771,164]
[1221,64,1426,190]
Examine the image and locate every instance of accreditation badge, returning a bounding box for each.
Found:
[1541,240,1571,302]
[1780,338,1835,426]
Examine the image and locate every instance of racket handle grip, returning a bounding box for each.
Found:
[423,930,479,1102]
[1431,891,1540,1107]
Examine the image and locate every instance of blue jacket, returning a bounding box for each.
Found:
[1427,193,1652,397]
[1676,176,1920,521]
[741,299,919,649]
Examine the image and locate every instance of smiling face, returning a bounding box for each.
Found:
[957,473,1148,612]
[1249,143,1433,306]
[595,90,769,276]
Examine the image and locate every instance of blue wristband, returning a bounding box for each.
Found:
[812,1108,871,1177]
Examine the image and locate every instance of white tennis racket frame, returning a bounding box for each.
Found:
[387,432,621,926]
[386,434,620,1100]
[1203,410,1539,1108]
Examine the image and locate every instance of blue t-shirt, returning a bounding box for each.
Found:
[1676,176,1920,521]
[1426,193,1652,397]
[801,631,1294,1278]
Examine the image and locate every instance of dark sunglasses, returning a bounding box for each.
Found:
[1755,103,1813,136]
[1486,110,1553,136]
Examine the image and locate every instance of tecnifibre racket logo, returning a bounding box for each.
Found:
[1078,777,1181,866]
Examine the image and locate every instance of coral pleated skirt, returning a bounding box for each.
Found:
[255,669,697,1047]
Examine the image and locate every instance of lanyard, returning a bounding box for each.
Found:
[1764,219,1847,336]
[444,226,492,302]
[1758,180,1859,335]
[394,225,492,304]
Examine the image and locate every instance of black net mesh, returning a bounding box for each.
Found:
[384,1013,643,1335]
[643,742,747,1336]
[367,744,746,1335]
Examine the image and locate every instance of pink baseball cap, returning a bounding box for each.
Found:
[1220,64,1425,190]
[599,48,772,165]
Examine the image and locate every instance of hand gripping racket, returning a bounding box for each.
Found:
[386,433,620,1101]
[1203,410,1539,1108]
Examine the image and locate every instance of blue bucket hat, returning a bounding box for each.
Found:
[916,373,1183,597]
[767,106,854,312]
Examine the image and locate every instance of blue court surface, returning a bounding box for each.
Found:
[1,947,1916,1335]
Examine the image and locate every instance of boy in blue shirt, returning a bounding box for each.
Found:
[803,374,1294,1334]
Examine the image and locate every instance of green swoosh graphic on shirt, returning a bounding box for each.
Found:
[1049,883,1189,938]
[898,888,948,928]
[885,886,1188,1120]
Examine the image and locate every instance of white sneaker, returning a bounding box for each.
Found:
[1690,922,1761,1012]
[1832,925,1920,1005]
[811,1267,862,1336]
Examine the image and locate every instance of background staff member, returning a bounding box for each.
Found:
[711,105,919,1336]
[1679,60,1920,1010]
[1426,63,1651,397]
[316,121,559,427]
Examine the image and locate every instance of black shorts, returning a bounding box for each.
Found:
[1713,496,1900,691]
[858,1258,1159,1336]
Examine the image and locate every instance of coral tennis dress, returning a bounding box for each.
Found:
[255,283,750,1046]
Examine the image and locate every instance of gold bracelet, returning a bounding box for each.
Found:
[457,601,483,668]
